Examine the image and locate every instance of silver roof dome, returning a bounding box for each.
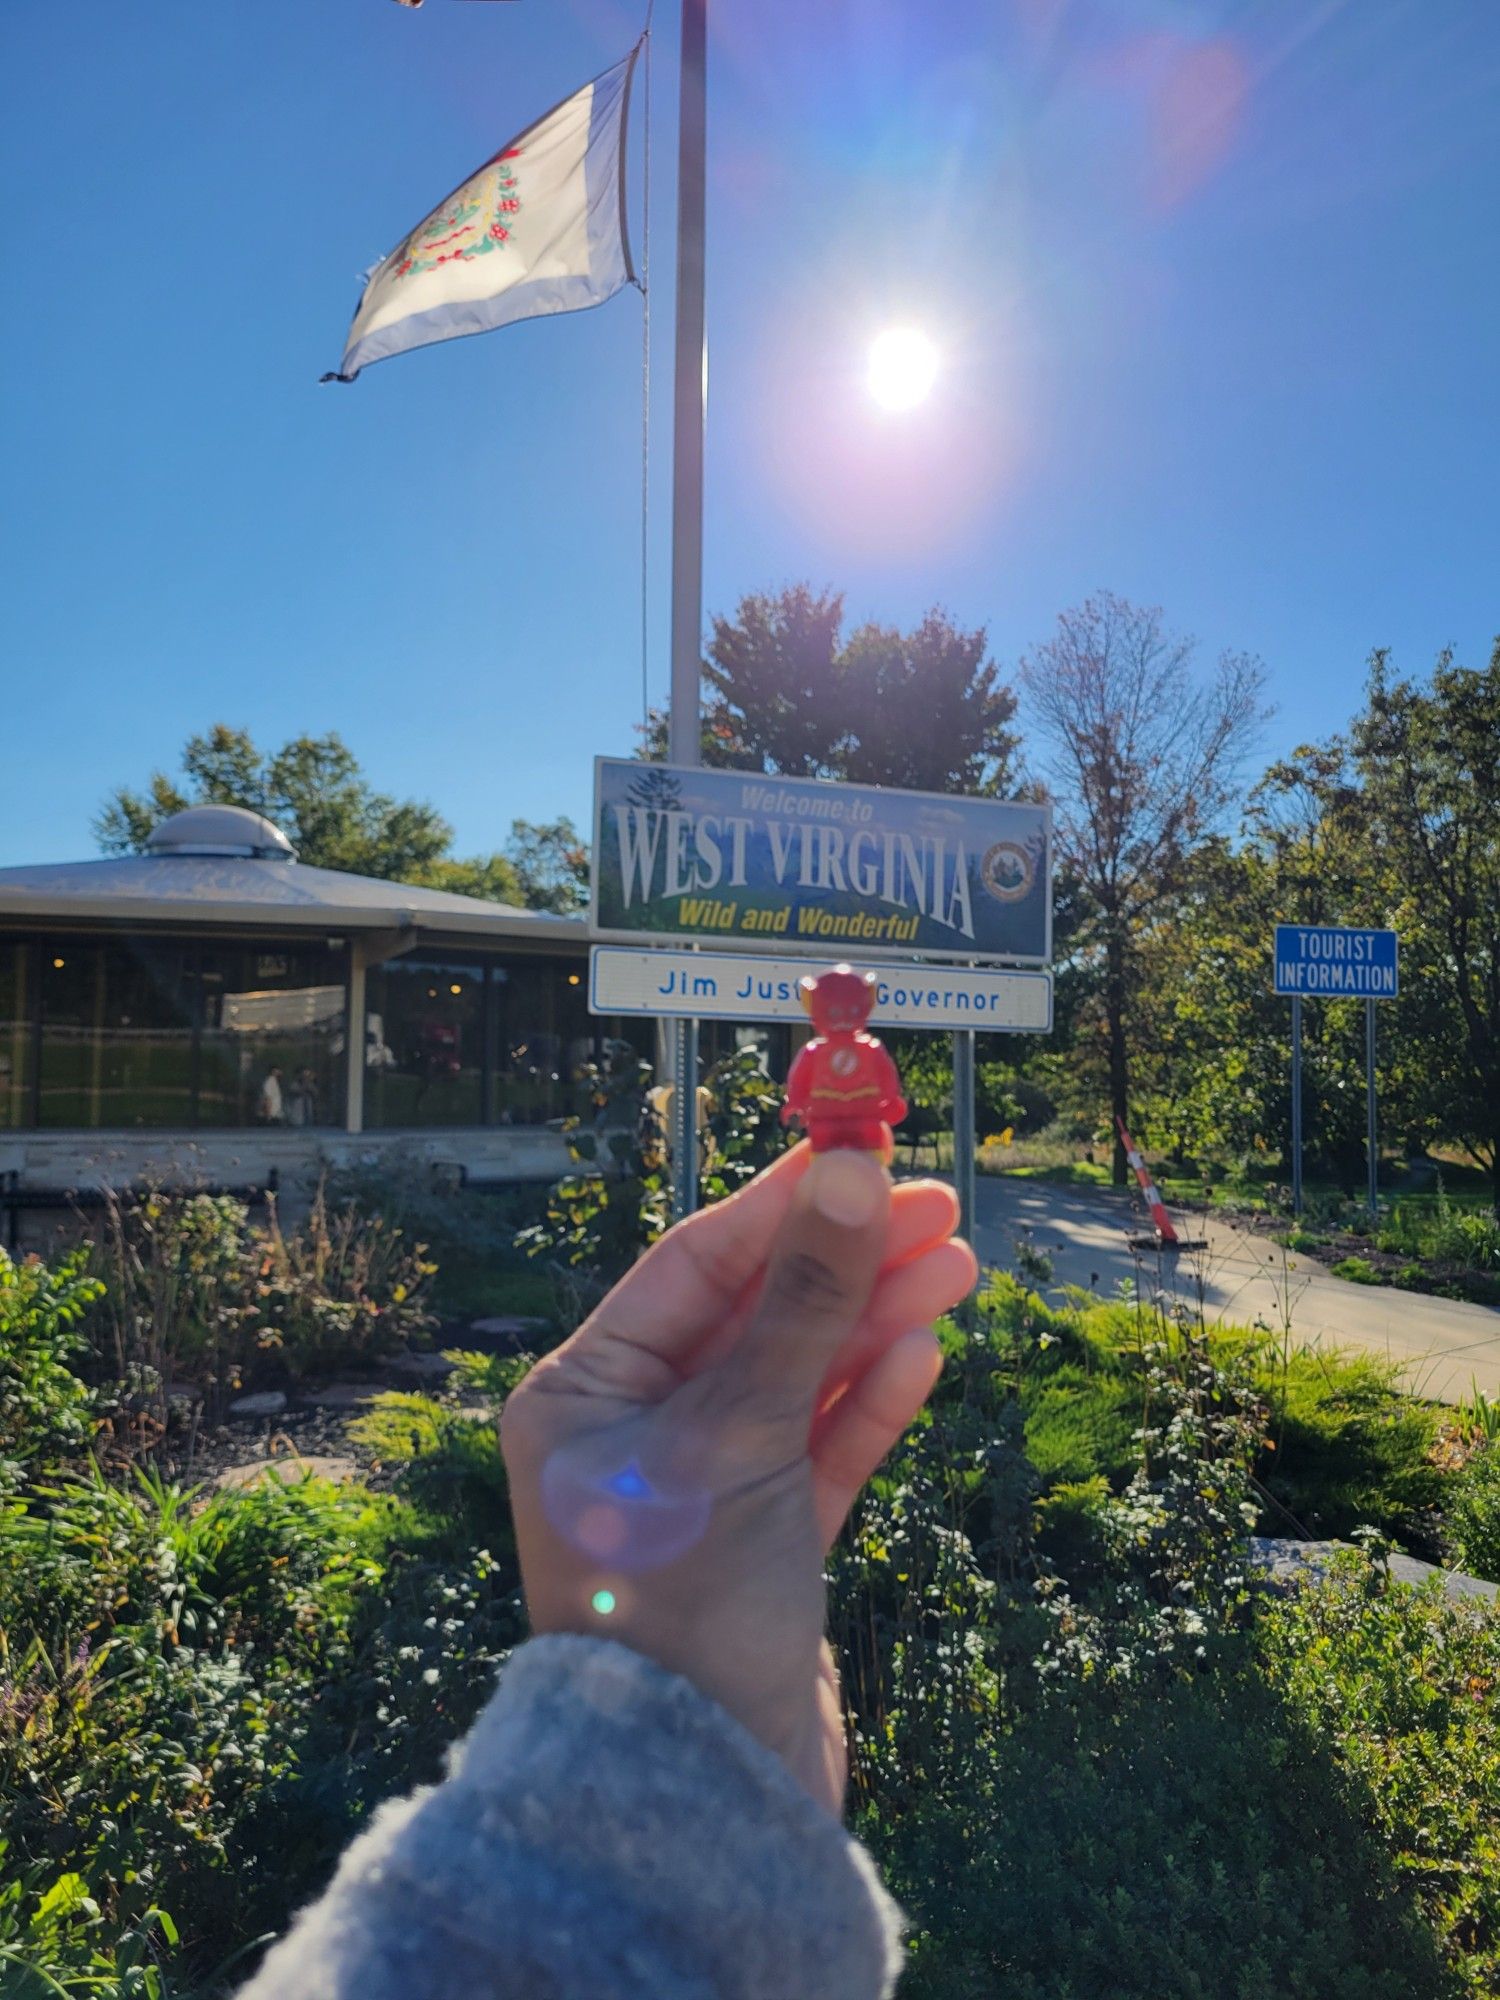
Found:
[145,805,296,860]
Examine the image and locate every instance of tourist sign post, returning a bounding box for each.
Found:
[1273,923,1400,1217]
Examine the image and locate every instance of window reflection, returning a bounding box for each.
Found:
[0,935,649,1135]
[197,947,345,1127]
[364,957,486,1128]
[21,938,345,1130]
[0,944,33,1130]
[38,943,199,1128]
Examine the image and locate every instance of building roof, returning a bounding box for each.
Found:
[146,803,296,859]
[0,808,585,947]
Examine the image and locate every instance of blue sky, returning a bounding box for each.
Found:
[3,0,1496,868]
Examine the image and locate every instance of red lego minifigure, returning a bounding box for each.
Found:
[781,964,907,1156]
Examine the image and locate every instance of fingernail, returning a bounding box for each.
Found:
[807,1150,886,1228]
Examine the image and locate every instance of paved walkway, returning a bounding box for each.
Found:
[969,1175,1500,1406]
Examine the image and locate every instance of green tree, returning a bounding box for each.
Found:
[1020,593,1270,1183]
[504,817,590,915]
[94,726,591,913]
[641,586,1022,795]
[96,725,452,880]
[1351,641,1500,1211]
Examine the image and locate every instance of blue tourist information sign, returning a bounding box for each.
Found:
[1272,923,1400,1219]
[1274,924,1399,998]
[591,758,1052,965]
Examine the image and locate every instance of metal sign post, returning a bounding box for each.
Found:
[666,0,708,1222]
[1290,995,1303,1218]
[1376,1000,1384,1216]
[1273,923,1399,1225]
[951,1029,976,1253]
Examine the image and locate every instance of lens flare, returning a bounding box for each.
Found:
[543,1441,711,1573]
[867,327,939,411]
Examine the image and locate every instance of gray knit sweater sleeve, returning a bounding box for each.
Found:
[235,1634,904,2000]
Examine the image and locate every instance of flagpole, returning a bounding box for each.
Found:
[667,0,707,1220]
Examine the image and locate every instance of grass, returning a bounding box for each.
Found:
[975,1273,1448,1552]
[429,1261,560,1325]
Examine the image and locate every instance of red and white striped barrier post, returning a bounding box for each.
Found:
[1116,1116,1181,1246]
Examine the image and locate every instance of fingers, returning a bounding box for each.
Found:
[551,1143,813,1387]
[730,1152,891,1403]
[816,1236,977,1410]
[548,1157,961,1406]
[812,1327,944,1546]
[880,1180,959,1272]
[688,1177,964,1375]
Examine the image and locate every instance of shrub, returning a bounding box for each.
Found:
[1257,1550,1500,1993]
[1331,1253,1381,1284]
[874,1665,1452,2000]
[845,1311,1466,1999]
[1283,1227,1329,1251]
[516,1057,670,1306]
[347,1390,515,1551]
[326,1159,557,1325]
[0,1464,389,1973]
[1449,1442,1500,1582]
[1379,1190,1500,1273]
[1257,1348,1445,1541]
[93,1188,436,1419]
[0,1248,105,1489]
[700,1043,788,1199]
[0,1847,187,2000]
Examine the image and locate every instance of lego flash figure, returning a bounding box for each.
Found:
[781,964,907,1154]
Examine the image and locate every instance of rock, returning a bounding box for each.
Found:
[464,1315,550,1355]
[1386,1550,1498,1604]
[165,1381,203,1406]
[228,1390,288,1419]
[381,1350,457,1384]
[215,1452,359,1492]
[294,1381,381,1410]
[1248,1536,1497,1607]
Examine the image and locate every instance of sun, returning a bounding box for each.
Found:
[867,326,939,411]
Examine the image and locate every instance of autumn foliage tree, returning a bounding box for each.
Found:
[642,585,1022,796]
[1021,593,1270,1183]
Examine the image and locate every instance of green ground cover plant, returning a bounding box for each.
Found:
[1,1231,1495,1997]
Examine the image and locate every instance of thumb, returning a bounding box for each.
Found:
[728,1150,890,1408]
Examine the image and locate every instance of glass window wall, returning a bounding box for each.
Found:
[5,935,345,1131]
[197,945,346,1128]
[2,934,643,1134]
[363,955,487,1129]
[364,952,650,1130]
[0,943,33,1131]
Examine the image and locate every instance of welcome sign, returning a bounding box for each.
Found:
[591,759,1052,965]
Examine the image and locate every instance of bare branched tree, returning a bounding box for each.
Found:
[1021,592,1271,1183]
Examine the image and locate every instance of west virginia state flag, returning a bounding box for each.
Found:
[325,50,637,381]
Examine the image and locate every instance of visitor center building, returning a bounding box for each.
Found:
[0,805,631,1236]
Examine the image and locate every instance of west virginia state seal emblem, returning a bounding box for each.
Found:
[393,148,523,281]
[980,840,1034,903]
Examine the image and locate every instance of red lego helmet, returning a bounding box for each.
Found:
[798,963,878,1033]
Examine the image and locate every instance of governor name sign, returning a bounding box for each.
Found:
[590,947,1054,1035]
[1274,924,1399,998]
[591,758,1052,965]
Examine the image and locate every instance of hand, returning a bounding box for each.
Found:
[500,1143,976,1814]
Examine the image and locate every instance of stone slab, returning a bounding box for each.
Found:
[214,1453,359,1491]
[1249,1536,1497,1606]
